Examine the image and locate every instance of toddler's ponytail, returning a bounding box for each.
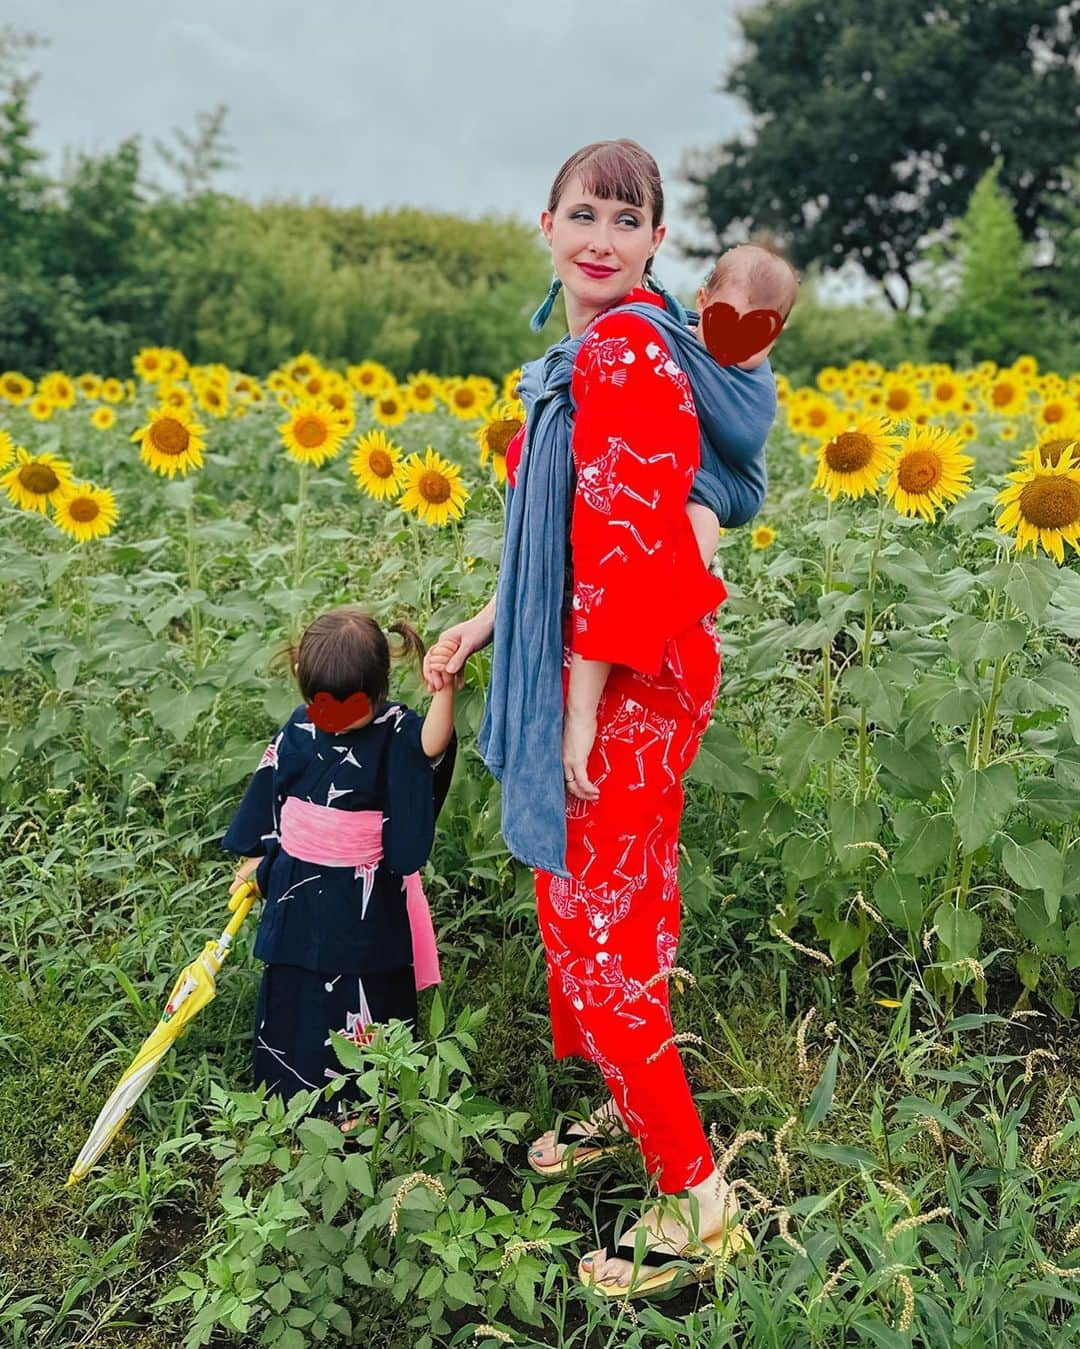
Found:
[389,621,426,669]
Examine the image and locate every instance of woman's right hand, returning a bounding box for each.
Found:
[423,610,494,690]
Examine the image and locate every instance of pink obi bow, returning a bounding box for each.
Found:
[278,797,440,991]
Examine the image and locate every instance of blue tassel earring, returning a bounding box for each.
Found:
[530,275,563,332]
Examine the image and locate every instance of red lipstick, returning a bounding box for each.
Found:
[577,262,617,278]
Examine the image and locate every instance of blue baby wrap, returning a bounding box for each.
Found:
[478,301,776,877]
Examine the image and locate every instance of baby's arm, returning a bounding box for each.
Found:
[420,638,460,758]
[686,501,721,568]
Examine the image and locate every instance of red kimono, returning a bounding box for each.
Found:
[507,288,727,1194]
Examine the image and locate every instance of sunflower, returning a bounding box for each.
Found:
[347,361,392,397]
[29,396,53,421]
[1032,434,1079,469]
[928,374,965,412]
[881,376,921,419]
[405,372,440,413]
[0,429,14,469]
[195,381,230,419]
[1013,354,1039,379]
[76,373,102,399]
[478,404,524,483]
[751,524,777,549]
[399,448,470,526]
[815,366,843,393]
[1036,397,1072,431]
[278,402,347,466]
[100,378,125,404]
[160,348,189,382]
[501,366,523,404]
[883,426,974,522]
[444,379,485,421]
[90,406,116,431]
[52,481,119,542]
[159,382,193,414]
[286,352,321,383]
[39,372,76,409]
[131,407,206,478]
[0,371,33,404]
[2,448,74,513]
[232,374,261,401]
[372,387,408,427]
[134,347,167,382]
[350,430,407,500]
[996,446,1080,563]
[812,417,897,500]
[984,373,1028,416]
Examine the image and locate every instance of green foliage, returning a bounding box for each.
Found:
[688,0,1079,304]
[923,164,1048,365]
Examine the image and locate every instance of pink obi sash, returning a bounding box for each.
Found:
[278,797,440,991]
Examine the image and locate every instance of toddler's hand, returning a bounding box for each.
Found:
[229,857,261,896]
[425,636,463,691]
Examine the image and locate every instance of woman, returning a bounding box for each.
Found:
[426,140,744,1294]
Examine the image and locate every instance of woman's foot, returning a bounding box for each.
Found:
[528,1097,628,1172]
[580,1169,740,1290]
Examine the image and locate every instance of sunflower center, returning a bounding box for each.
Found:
[368,449,394,479]
[807,407,828,427]
[935,382,955,401]
[294,415,328,449]
[69,497,100,523]
[151,417,190,456]
[992,382,1014,408]
[484,419,522,457]
[414,382,433,400]
[1043,403,1065,423]
[824,431,874,473]
[896,448,943,494]
[1018,476,1080,530]
[453,388,476,409]
[418,470,452,504]
[379,399,399,416]
[886,388,911,411]
[1037,438,1073,467]
[19,463,59,494]
[4,377,21,395]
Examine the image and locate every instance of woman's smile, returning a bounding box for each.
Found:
[577,261,619,278]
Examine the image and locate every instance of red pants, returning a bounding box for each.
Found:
[534,615,722,1194]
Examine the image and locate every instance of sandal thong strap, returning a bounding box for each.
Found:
[553,1116,626,1150]
[595,1214,695,1273]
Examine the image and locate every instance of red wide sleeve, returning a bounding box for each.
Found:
[568,312,726,675]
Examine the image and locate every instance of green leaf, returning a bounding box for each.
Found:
[428,990,446,1040]
[873,872,924,934]
[1014,891,1066,956]
[1066,923,1080,971]
[1002,838,1065,923]
[781,834,830,882]
[829,797,881,870]
[934,903,981,959]
[952,763,1018,854]
[894,812,952,876]
[146,683,218,744]
[873,734,942,798]
[803,1042,840,1131]
[776,719,844,792]
[1017,951,1042,991]
[1005,557,1059,623]
[804,1142,879,1170]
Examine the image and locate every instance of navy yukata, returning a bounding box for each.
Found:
[222,700,456,1107]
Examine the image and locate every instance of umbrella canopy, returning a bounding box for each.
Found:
[66,880,259,1188]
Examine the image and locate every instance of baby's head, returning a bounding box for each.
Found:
[291,606,424,722]
[697,243,800,369]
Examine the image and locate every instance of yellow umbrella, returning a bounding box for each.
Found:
[66,880,259,1188]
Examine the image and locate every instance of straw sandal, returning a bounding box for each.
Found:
[526,1113,630,1177]
[578,1212,749,1299]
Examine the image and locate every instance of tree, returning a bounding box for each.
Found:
[0,28,49,276]
[924,164,1047,364]
[686,0,1080,309]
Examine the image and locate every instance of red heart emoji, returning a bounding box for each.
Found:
[307,690,372,733]
[701,302,785,366]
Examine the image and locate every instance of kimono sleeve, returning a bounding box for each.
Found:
[221,730,286,857]
[569,313,726,675]
[382,709,457,875]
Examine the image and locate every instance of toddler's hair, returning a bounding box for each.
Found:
[704,242,800,319]
[285,606,425,708]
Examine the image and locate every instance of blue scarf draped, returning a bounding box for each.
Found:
[478,301,776,877]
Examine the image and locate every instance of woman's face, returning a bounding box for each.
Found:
[541,175,665,314]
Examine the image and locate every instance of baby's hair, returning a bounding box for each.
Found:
[704,242,800,319]
[281,605,426,709]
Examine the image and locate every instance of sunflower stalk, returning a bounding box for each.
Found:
[820,500,836,796]
[290,462,309,641]
[856,499,888,800]
[185,499,203,670]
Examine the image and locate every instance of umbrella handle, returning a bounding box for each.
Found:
[224,879,259,938]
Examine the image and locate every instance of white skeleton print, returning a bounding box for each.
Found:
[593,698,680,791]
[578,334,637,388]
[644,340,696,417]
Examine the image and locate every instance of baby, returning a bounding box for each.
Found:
[685,243,799,566]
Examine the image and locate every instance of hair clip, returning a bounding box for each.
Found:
[701,302,784,366]
[306,690,372,733]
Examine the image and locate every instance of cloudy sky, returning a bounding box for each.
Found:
[6,0,753,295]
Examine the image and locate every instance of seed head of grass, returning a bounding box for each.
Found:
[388,1171,447,1238]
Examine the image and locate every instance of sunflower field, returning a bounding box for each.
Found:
[3,345,1080,1348]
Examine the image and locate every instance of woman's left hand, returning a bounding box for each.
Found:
[562,708,600,801]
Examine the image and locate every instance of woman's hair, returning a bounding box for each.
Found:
[548,141,665,271]
[284,606,425,708]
